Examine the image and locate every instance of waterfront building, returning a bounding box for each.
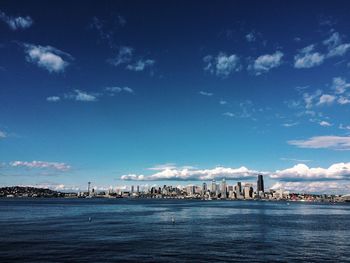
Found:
[221,178,227,198]
[88,181,91,196]
[131,185,134,193]
[235,182,243,199]
[243,183,253,199]
[257,174,264,193]
[202,182,207,196]
[211,180,217,193]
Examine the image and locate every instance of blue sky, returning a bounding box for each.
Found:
[1,0,350,193]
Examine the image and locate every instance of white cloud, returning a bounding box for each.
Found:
[123,87,134,93]
[199,91,213,96]
[10,161,70,171]
[223,112,235,117]
[323,32,350,58]
[270,181,350,194]
[339,124,350,131]
[323,32,341,49]
[332,77,350,94]
[337,96,350,105]
[126,59,155,71]
[271,163,350,181]
[105,86,134,94]
[294,32,350,69]
[121,166,263,181]
[282,122,298,127]
[108,47,155,72]
[203,52,241,77]
[245,32,256,42]
[24,44,73,73]
[302,90,322,109]
[288,135,350,150]
[108,46,133,66]
[294,50,325,69]
[317,94,336,106]
[65,90,98,102]
[250,51,283,75]
[0,130,7,138]
[219,100,227,105]
[0,11,33,30]
[46,96,60,102]
[319,121,332,127]
[328,43,350,57]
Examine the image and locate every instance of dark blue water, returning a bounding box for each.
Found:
[0,199,349,262]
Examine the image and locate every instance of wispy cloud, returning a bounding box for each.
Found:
[223,112,235,117]
[108,46,155,72]
[126,59,155,72]
[65,90,98,102]
[0,130,7,139]
[339,124,350,131]
[48,86,134,103]
[288,135,350,150]
[294,32,350,69]
[108,46,133,66]
[319,120,332,127]
[245,32,256,42]
[294,45,325,68]
[282,122,299,127]
[0,11,33,30]
[199,91,213,96]
[46,96,60,102]
[324,32,350,58]
[105,86,134,94]
[203,52,241,77]
[249,51,283,75]
[10,161,71,172]
[332,77,350,94]
[23,44,73,73]
[89,15,126,48]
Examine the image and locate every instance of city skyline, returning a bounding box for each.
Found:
[1,1,350,194]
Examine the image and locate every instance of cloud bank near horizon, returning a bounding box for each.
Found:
[121,162,350,182]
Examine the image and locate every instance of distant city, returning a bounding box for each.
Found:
[1,175,350,202]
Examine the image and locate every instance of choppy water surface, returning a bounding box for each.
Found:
[0,198,349,262]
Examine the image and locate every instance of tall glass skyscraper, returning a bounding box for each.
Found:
[257,174,264,193]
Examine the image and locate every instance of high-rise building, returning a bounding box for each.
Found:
[236,182,242,194]
[202,182,207,195]
[211,180,216,193]
[131,185,134,193]
[243,183,253,199]
[257,174,264,193]
[88,182,91,196]
[137,185,140,193]
[221,178,227,198]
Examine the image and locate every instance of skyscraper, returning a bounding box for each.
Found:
[257,174,264,193]
[202,182,207,195]
[211,180,216,193]
[221,178,227,198]
[88,182,91,196]
[244,183,253,199]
